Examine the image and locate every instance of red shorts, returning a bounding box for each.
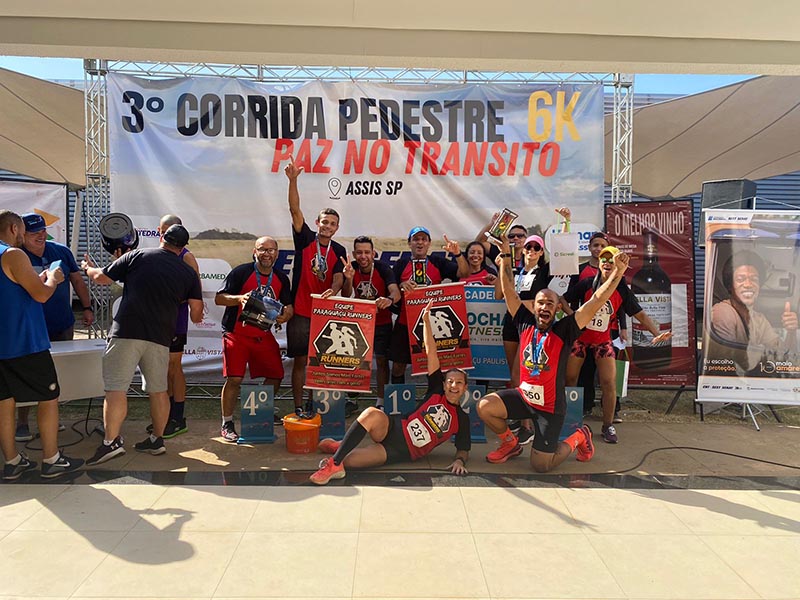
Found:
[222,331,284,380]
[571,338,616,360]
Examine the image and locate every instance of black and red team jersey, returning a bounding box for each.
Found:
[567,261,628,334]
[513,304,582,415]
[350,259,397,327]
[463,267,497,286]
[393,254,459,326]
[218,263,292,336]
[292,222,347,318]
[400,370,471,460]
[562,277,641,345]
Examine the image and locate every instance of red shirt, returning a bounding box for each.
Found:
[400,370,471,460]
[292,222,346,318]
[514,306,582,415]
[351,259,396,327]
[563,278,641,345]
[463,268,496,285]
[394,254,459,326]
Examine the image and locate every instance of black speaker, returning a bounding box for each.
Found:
[698,179,756,246]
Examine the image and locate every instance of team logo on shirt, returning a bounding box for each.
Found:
[423,403,452,437]
[355,280,378,300]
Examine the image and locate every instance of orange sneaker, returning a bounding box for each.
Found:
[486,435,522,464]
[318,438,341,454]
[309,458,346,485]
[576,425,594,462]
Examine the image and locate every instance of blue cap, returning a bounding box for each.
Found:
[22,213,46,233]
[407,226,431,241]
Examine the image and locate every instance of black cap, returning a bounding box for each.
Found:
[163,224,189,248]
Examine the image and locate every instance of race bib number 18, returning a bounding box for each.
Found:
[519,382,545,407]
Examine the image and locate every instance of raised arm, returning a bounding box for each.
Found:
[443,235,470,279]
[497,235,522,317]
[422,300,440,375]
[284,155,305,233]
[574,252,630,330]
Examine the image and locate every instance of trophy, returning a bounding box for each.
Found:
[484,208,518,246]
[412,259,428,285]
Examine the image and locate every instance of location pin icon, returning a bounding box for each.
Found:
[328,177,342,198]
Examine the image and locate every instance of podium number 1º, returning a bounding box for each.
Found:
[243,390,270,416]
[387,388,413,415]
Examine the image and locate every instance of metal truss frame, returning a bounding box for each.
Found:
[83,61,634,334]
[610,73,634,203]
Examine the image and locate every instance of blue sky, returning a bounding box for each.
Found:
[0,55,755,96]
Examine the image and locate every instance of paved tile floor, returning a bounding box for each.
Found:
[1,483,799,599]
[2,418,799,599]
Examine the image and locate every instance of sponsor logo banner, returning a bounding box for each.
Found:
[405,282,472,376]
[306,295,376,391]
[465,285,509,380]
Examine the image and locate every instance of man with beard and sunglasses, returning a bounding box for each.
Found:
[476,235,631,473]
[214,236,293,442]
[340,236,401,408]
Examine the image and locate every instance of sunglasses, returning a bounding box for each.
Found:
[599,256,615,264]
[524,243,542,252]
[508,233,527,239]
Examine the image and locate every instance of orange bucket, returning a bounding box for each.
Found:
[281,413,322,454]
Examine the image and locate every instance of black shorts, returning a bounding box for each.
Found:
[373,323,392,357]
[286,314,311,358]
[170,334,188,354]
[0,350,60,404]
[502,312,519,343]
[387,322,411,364]
[380,414,412,464]
[494,388,565,454]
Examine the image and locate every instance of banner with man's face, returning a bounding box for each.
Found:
[698,210,800,406]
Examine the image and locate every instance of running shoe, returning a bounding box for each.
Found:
[163,419,188,439]
[318,438,341,454]
[309,458,346,485]
[41,453,85,479]
[601,424,618,444]
[517,426,534,446]
[220,421,239,443]
[2,453,37,481]
[86,436,126,466]
[486,435,522,464]
[507,420,521,436]
[612,413,623,424]
[345,399,359,417]
[14,424,33,442]
[134,436,166,455]
[575,425,594,462]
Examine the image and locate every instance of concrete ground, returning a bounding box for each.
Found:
[1,415,799,599]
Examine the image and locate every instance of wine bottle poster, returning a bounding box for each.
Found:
[605,201,697,387]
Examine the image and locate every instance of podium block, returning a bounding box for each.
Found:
[238,385,275,444]
[383,384,416,416]
[313,389,346,441]
[560,387,584,441]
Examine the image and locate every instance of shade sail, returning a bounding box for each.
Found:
[0,67,85,188]
[604,75,800,198]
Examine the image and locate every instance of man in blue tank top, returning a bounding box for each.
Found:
[14,213,95,443]
[0,210,84,480]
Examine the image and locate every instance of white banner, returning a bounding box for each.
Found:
[0,180,68,244]
[107,75,605,378]
[698,209,800,406]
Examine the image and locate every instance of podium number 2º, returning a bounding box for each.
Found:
[243,390,269,416]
